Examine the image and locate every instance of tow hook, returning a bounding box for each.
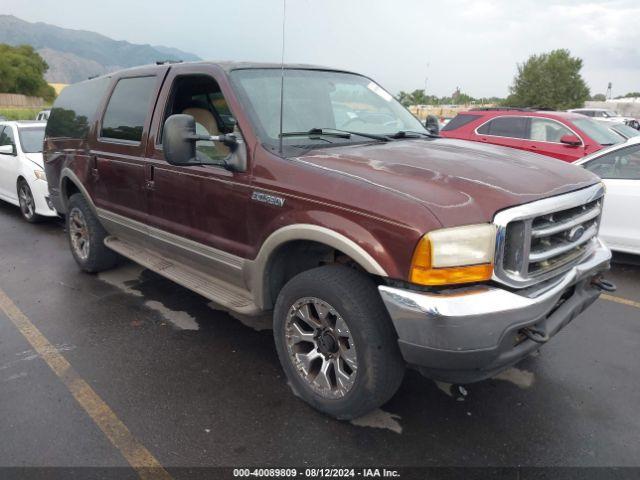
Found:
[521,327,550,344]
[591,276,617,292]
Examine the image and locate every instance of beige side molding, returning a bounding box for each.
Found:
[249,224,389,308]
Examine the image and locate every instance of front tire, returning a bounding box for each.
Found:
[66,193,119,272]
[17,180,42,223]
[274,265,405,419]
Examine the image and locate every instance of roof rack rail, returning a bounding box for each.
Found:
[156,60,183,65]
[469,107,534,112]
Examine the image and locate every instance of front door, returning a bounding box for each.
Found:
[0,126,18,200]
[144,66,254,285]
[523,117,585,162]
[91,70,167,231]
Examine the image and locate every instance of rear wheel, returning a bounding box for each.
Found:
[67,193,119,272]
[17,180,42,223]
[274,265,405,419]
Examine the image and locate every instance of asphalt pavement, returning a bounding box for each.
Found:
[0,200,639,479]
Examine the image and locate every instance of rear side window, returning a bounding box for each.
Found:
[46,77,110,139]
[441,114,480,131]
[101,76,156,142]
[477,116,528,139]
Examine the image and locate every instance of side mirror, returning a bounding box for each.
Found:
[424,114,440,135]
[0,144,15,155]
[162,114,246,172]
[560,134,581,147]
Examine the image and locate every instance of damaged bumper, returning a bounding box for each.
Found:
[379,240,612,384]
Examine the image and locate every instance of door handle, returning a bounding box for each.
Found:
[144,180,155,191]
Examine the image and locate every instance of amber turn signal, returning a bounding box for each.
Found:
[409,235,494,286]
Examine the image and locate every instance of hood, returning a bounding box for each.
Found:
[24,153,44,169]
[296,138,600,227]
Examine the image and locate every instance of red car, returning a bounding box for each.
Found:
[440,108,624,162]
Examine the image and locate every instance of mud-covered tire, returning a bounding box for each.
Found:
[66,193,119,273]
[273,265,405,420]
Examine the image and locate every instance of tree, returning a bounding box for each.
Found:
[591,93,607,101]
[616,92,640,99]
[0,44,56,102]
[504,49,590,110]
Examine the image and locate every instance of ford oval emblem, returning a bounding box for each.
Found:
[566,225,585,242]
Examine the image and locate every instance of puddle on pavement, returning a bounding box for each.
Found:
[493,367,535,389]
[350,409,403,434]
[98,264,199,330]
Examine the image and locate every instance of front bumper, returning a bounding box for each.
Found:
[379,240,612,384]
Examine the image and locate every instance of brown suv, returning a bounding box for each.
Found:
[44,62,613,419]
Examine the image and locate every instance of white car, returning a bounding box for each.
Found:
[569,108,639,129]
[35,109,51,121]
[574,136,640,255]
[0,121,58,222]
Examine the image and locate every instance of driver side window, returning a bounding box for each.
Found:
[162,75,235,164]
[584,145,640,180]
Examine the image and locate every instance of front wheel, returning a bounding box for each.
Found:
[17,180,42,223]
[273,265,405,419]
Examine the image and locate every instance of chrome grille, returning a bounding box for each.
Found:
[493,184,605,288]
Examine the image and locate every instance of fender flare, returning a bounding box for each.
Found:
[59,168,97,215]
[248,224,388,309]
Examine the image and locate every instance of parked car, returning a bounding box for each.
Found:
[568,108,639,129]
[35,109,51,121]
[440,108,624,162]
[44,62,613,419]
[0,121,58,222]
[596,121,640,140]
[574,137,640,255]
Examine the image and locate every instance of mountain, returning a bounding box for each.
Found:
[0,15,201,84]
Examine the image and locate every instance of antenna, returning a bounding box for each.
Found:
[278,0,287,154]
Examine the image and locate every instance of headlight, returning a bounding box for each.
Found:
[34,169,46,181]
[410,224,496,286]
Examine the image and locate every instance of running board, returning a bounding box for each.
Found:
[104,236,261,316]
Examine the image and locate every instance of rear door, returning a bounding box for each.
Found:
[474,116,528,151]
[91,68,168,227]
[523,117,586,161]
[582,144,640,253]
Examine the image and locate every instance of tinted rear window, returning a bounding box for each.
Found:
[441,114,481,131]
[101,76,156,142]
[46,77,110,139]
[477,116,528,139]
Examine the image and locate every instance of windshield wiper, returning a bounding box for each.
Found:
[280,128,388,142]
[388,130,439,139]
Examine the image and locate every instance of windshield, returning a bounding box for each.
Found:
[230,69,425,151]
[611,123,640,139]
[18,127,45,153]
[572,118,624,146]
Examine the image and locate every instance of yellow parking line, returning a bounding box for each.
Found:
[0,288,172,480]
[601,293,640,310]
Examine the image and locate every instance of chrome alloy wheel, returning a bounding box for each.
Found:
[285,297,358,399]
[69,207,90,261]
[18,183,35,220]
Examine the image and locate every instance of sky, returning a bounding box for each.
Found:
[4,0,640,98]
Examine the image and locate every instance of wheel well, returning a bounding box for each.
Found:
[264,240,367,308]
[61,177,80,208]
[16,176,27,189]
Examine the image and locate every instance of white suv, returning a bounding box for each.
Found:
[569,108,639,129]
[0,121,58,222]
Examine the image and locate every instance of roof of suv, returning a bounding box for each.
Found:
[85,60,357,82]
[461,109,585,121]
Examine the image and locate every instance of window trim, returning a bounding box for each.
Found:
[98,74,157,146]
[474,115,585,146]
